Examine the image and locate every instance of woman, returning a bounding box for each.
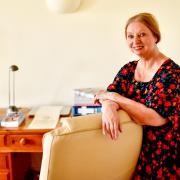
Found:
[95,12,179,179]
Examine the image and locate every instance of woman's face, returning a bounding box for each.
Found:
[126,22,157,58]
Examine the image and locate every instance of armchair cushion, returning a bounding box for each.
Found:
[40,110,142,180]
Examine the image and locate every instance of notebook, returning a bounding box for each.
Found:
[27,106,63,129]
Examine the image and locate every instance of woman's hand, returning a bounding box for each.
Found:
[94,91,122,140]
[94,90,120,104]
[101,100,122,140]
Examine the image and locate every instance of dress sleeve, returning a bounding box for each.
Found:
[145,67,180,128]
[107,62,134,96]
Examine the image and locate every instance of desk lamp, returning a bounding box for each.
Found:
[6,65,25,121]
[7,65,19,115]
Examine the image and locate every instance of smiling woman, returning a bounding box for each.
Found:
[94,12,180,179]
[126,22,168,82]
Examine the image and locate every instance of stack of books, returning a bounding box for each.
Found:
[72,88,102,116]
[0,112,25,127]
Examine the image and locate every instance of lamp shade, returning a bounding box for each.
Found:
[46,0,81,13]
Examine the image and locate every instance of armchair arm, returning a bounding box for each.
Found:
[50,110,133,136]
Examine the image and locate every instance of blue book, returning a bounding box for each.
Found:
[72,105,102,116]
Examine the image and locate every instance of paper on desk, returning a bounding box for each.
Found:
[27,106,62,129]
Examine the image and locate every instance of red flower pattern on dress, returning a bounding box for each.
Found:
[145,165,152,175]
[170,84,176,89]
[107,59,179,179]
[164,101,171,107]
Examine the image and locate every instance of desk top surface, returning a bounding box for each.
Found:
[0,108,55,134]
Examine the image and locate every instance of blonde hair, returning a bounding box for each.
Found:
[125,12,161,43]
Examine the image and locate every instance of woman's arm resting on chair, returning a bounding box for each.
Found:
[95,91,167,140]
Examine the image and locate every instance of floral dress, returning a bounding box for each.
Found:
[107,59,180,179]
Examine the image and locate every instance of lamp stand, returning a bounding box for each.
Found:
[5,65,25,122]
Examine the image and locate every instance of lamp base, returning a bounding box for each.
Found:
[6,106,19,116]
[1,111,25,127]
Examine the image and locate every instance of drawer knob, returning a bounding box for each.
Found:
[20,138,26,145]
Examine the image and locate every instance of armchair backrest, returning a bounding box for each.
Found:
[39,110,142,180]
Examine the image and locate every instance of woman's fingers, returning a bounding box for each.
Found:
[113,122,119,139]
[103,121,120,140]
[94,97,100,104]
[101,101,121,140]
[94,92,106,104]
[102,122,106,135]
[111,122,120,140]
[103,122,112,139]
[104,123,112,139]
[118,122,122,132]
[109,123,115,139]
[95,91,108,101]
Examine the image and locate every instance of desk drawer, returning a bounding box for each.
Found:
[0,135,5,146]
[6,135,42,152]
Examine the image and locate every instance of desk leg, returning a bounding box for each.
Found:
[0,153,13,180]
[0,153,31,180]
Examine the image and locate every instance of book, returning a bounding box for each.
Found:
[72,105,102,116]
[0,112,25,127]
[74,88,101,105]
[60,106,72,117]
[27,106,62,129]
[74,88,100,98]
[73,88,102,116]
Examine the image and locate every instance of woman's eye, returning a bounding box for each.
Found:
[139,32,145,37]
[127,35,134,39]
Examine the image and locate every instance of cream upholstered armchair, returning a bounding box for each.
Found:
[39,110,142,180]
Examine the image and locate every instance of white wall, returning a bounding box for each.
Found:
[0,0,180,107]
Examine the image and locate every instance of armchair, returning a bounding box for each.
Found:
[39,110,142,180]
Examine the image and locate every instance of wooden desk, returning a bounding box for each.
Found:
[0,108,54,180]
